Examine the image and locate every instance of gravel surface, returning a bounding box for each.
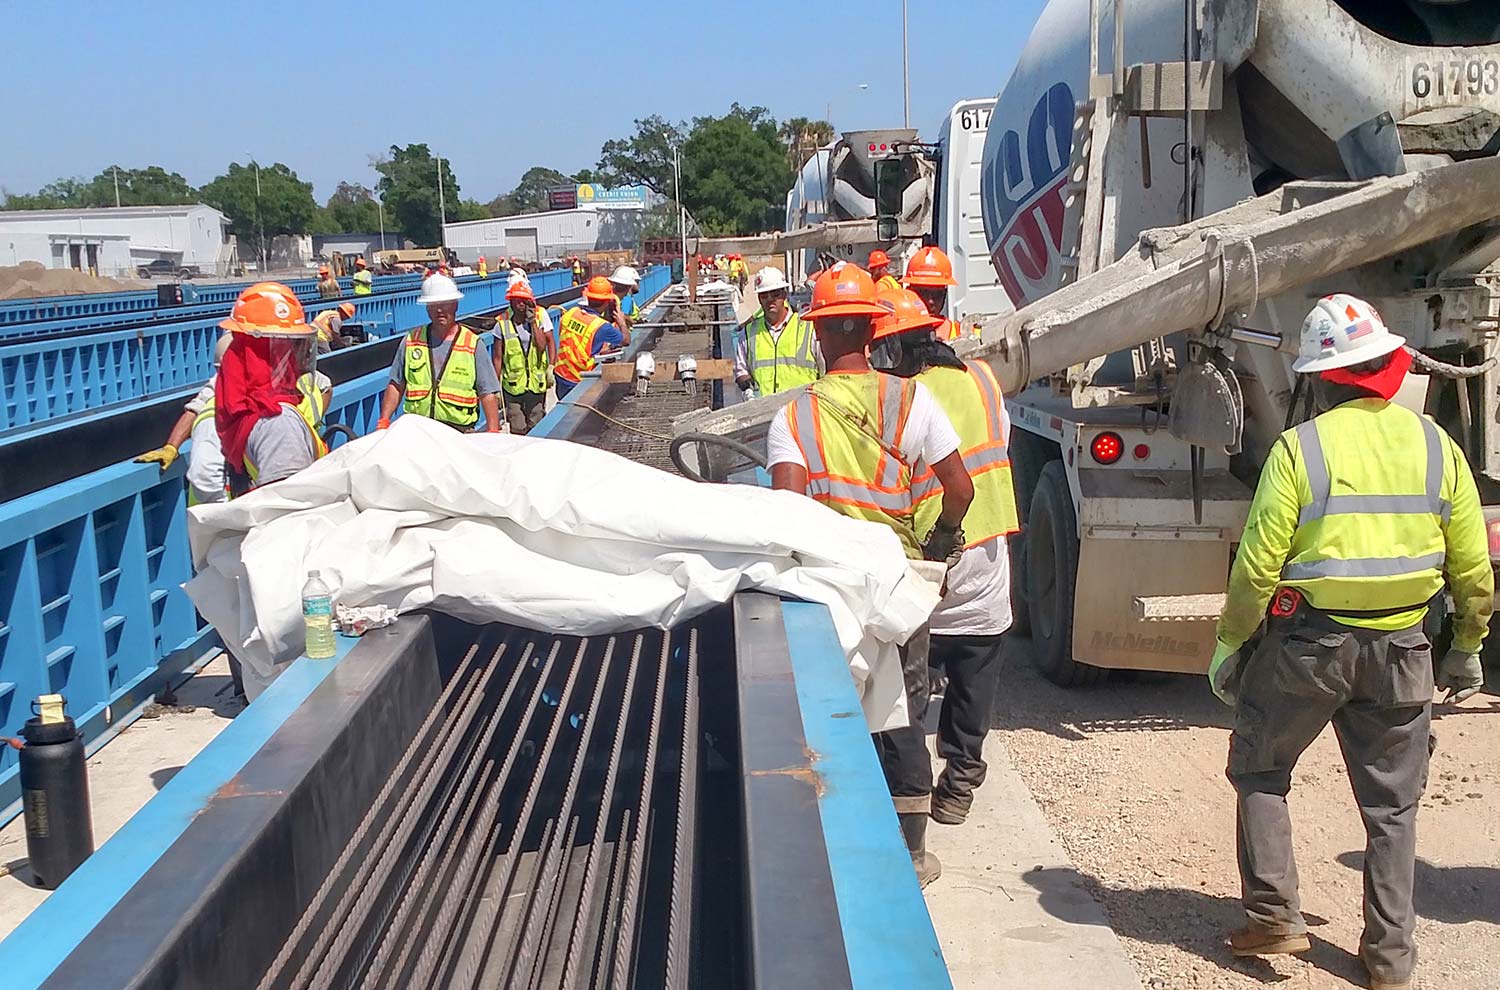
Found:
[992,637,1499,989]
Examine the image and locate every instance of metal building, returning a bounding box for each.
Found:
[443,207,649,265]
[0,204,234,277]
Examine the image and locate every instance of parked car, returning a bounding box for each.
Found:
[136,259,201,279]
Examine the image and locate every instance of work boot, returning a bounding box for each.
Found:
[1228,923,1311,957]
[899,812,942,889]
[930,788,972,826]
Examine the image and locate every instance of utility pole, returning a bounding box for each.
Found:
[672,145,687,276]
[902,0,911,128]
[112,166,121,208]
[249,156,266,273]
[378,197,387,251]
[436,155,448,248]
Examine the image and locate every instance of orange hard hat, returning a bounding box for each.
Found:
[584,275,617,302]
[337,302,356,319]
[219,282,312,337]
[903,245,957,287]
[355,257,368,268]
[871,285,942,342]
[506,279,535,301]
[868,249,891,268]
[807,264,887,320]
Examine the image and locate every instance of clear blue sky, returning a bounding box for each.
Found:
[3,0,1048,203]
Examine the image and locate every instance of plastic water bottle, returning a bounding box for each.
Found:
[302,570,336,659]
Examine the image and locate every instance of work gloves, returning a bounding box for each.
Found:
[1437,649,1485,704]
[135,445,179,470]
[1208,639,1243,707]
[921,521,966,568]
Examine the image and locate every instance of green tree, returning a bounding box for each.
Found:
[778,117,836,172]
[200,161,318,238]
[2,167,197,209]
[489,166,576,217]
[681,105,793,234]
[451,199,490,222]
[595,115,685,195]
[375,144,464,246]
[326,181,383,232]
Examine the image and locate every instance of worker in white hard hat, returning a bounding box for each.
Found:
[733,266,821,399]
[1210,294,1491,990]
[377,274,503,433]
[608,265,642,325]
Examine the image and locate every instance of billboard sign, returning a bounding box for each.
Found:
[547,187,578,210]
[575,183,649,210]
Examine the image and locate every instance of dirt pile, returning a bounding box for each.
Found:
[0,262,148,301]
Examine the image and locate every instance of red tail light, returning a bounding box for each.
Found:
[1133,443,1151,461]
[1487,518,1500,558]
[1090,432,1124,465]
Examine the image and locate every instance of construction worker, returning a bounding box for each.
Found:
[904,246,962,341]
[728,254,747,290]
[570,256,584,285]
[477,255,488,279]
[868,249,901,291]
[608,265,642,324]
[352,256,374,296]
[214,283,330,491]
[136,334,235,504]
[733,266,821,398]
[1209,295,1491,990]
[869,284,1018,825]
[377,274,502,433]
[495,278,555,434]
[316,264,341,300]
[310,301,356,353]
[766,264,974,889]
[554,276,630,399]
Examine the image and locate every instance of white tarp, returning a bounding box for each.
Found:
[185,415,939,730]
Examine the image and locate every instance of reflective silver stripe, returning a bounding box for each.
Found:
[748,314,818,380]
[1282,551,1445,581]
[911,470,941,499]
[789,394,826,477]
[966,360,1005,427]
[876,377,905,489]
[1296,415,1449,526]
[806,476,913,513]
[963,445,1011,473]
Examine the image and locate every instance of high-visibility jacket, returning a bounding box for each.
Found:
[936,318,962,341]
[243,375,329,482]
[497,316,551,394]
[783,371,922,560]
[352,270,373,295]
[745,310,818,395]
[1217,397,1493,654]
[478,260,488,278]
[555,306,609,383]
[876,273,902,292]
[311,310,343,346]
[402,326,480,428]
[912,361,1017,547]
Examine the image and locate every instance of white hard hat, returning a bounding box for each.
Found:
[418,273,464,305]
[753,267,789,293]
[1293,294,1405,373]
[609,265,640,288]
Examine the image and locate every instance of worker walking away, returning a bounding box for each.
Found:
[137,334,236,504]
[495,278,555,434]
[553,276,629,399]
[728,254,748,290]
[766,264,974,888]
[571,256,584,285]
[868,249,901,291]
[609,265,642,325]
[477,255,488,279]
[316,264,341,299]
[352,256,374,295]
[904,246,963,341]
[215,283,331,492]
[733,266,821,399]
[1209,295,1491,990]
[869,285,1018,826]
[377,274,503,433]
[310,301,356,353]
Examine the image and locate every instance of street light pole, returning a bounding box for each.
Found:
[672,145,687,275]
[249,157,266,273]
[902,0,911,128]
[112,166,121,208]
[378,197,386,251]
[436,156,448,249]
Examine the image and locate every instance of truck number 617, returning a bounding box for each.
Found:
[1411,59,1500,100]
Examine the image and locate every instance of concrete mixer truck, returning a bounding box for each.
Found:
[678,0,1500,687]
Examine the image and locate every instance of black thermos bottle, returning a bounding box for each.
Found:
[19,697,94,889]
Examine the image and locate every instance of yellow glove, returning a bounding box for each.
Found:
[135,445,179,470]
[1208,639,1243,707]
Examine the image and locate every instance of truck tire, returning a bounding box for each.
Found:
[1005,433,1044,637]
[1026,460,1107,687]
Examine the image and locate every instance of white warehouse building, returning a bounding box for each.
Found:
[0,204,235,278]
[443,207,649,265]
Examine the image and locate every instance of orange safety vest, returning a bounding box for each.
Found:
[555,306,609,382]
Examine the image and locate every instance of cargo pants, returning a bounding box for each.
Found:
[1227,606,1433,985]
[873,626,934,814]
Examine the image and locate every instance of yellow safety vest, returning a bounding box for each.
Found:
[244,375,329,482]
[784,371,921,559]
[478,260,488,278]
[402,326,480,427]
[1279,400,1454,614]
[745,310,818,395]
[352,270,373,295]
[311,310,342,345]
[556,307,608,383]
[497,316,551,395]
[912,362,1018,547]
[876,274,902,292]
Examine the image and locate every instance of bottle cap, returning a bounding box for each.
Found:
[307,569,320,578]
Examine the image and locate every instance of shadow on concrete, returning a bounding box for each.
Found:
[2,857,35,887]
[150,766,184,791]
[1022,866,1367,987]
[1336,852,1500,924]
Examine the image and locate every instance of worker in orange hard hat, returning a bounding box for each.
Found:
[215,282,332,493]
[553,276,630,400]
[868,249,901,291]
[904,246,962,341]
[352,255,373,296]
[316,264,341,300]
[570,256,585,285]
[871,283,1019,828]
[310,301,357,353]
[767,263,973,891]
[477,255,489,279]
[494,276,556,433]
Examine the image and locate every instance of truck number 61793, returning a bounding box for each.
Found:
[1411,59,1500,100]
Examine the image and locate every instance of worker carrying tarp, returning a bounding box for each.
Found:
[766,262,974,890]
[733,266,821,400]
[494,276,556,434]
[903,246,963,342]
[554,277,630,399]
[868,249,901,292]
[352,256,373,295]
[869,283,1018,828]
[378,274,503,433]
[1210,294,1492,990]
[214,282,331,493]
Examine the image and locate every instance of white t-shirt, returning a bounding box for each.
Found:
[766,377,960,470]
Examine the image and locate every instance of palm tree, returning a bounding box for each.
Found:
[779,117,837,174]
